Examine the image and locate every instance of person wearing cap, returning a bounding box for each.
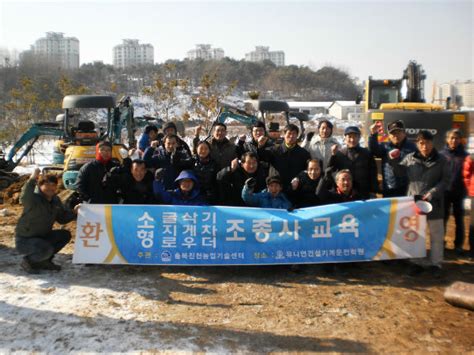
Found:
[368,120,417,197]
[440,128,468,256]
[76,141,120,204]
[316,168,362,204]
[193,122,238,171]
[153,169,206,206]
[328,126,378,200]
[162,121,192,156]
[267,122,283,145]
[137,125,159,154]
[302,119,340,170]
[389,130,450,276]
[217,151,267,206]
[257,123,311,191]
[242,175,292,209]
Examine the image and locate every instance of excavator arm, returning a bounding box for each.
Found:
[1,122,64,172]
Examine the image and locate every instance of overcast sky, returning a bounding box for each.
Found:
[1,0,472,92]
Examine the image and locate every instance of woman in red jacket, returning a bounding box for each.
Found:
[462,154,474,258]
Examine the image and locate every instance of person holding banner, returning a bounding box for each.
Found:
[153,169,207,206]
[16,168,79,274]
[242,175,292,209]
[390,130,450,276]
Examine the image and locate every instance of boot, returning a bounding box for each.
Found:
[20,257,40,274]
[37,257,61,271]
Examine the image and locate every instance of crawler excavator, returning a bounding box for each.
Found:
[363,60,473,150]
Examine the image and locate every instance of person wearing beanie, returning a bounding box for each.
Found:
[302,119,340,170]
[241,175,292,209]
[75,141,119,203]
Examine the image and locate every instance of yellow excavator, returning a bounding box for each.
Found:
[363,60,473,150]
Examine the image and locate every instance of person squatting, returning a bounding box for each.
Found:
[16,119,473,275]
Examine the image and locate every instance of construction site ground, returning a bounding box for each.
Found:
[0,203,473,353]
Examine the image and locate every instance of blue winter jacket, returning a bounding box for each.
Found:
[242,185,292,209]
[153,170,207,206]
[138,133,150,152]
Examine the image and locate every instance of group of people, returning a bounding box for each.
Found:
[14,117,474,275]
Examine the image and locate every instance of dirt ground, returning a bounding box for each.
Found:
[0,203,473,353]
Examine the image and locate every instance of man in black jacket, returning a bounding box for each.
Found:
[107,159,156,204]
[328,126,378,200]
[258,124,310,192]
[76,141,119,204]
[440,128,468,255]
[217,152,267,206]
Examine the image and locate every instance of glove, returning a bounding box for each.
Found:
[154,168,164,181]
[245,177,257,189]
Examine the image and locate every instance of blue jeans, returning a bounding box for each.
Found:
[15,230,71,263]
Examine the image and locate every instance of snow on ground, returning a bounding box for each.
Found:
[0,249,212,353]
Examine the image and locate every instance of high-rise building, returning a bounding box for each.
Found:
[434,80,474,108]
[187,44,224,60]
[113,39,154,68]
[245,46,285,66]
[32,32,80,69]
